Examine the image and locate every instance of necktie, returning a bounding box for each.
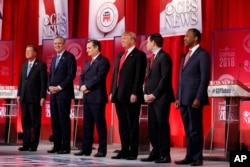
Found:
[90,59,94,65]
[27,63,32,76]
[55,55,60,69]
[183,50,192,68]
[150,54,155,68]
[117,50,128,86]
[119,50,128,70]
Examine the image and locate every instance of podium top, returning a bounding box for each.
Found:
[208,80,250,97]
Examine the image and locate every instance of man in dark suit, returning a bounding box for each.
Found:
[47,36,77,154]
[175,28,210,166]
[74,40,110,157]
[141,33,175,163]
[110,31,147,160]
[17,45,47,152]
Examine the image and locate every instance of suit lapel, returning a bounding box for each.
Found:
[182,47,201,69]
[27,60,39,77]
[53,52,65,73]
[120,49,135,71]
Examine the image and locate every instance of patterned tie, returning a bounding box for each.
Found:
[27,63,32,76]
[183,50,192,68]
[117,50,128,86]
[55,55,60,69]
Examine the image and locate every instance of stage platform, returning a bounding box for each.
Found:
[0,141,230,167]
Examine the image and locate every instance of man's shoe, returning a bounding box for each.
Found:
[190,160,203,166]
[126,156,137,160]
[47,149,59,153]
[111,153,128,159]
[155,155,171,163]
[141,152,160,162]
[18,147,29,151]
[57,150,70,154]
[175,159,192,165]
[74,150,91,156]
[29,148,37,152]
[94,152,106,157]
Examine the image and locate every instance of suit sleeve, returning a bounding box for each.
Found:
[59,53,77,89]
[40,62,48,98]
[152,53,172,98]
[132,51,147,95]
[196,50,211,100]
[17,64,25,96]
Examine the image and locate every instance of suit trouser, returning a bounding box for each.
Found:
[82,103,107,154]
[180,105,203,161]
[21,102,41,149]
[148,102,171,156]
[115,101,141,157]
[50,97,71,151]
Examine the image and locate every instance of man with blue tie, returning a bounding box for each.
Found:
[17,45,47,152]
[74,40,110,157]
[47,36,77,154]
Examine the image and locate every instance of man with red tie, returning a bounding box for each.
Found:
[74,40,110,157]
[141,33,175,163]
[110,31,147,160]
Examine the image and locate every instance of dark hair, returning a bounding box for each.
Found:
[26,45,38,53]
[148,33,163,47]
[189,28,201,43]
[87,39,101,51]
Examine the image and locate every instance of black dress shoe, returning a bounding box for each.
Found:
[155,155,171,163]
[94,152,106,157]
[47,149,59,153]
[29,148,37,152]
[126,156,137,160]
[111,153,128,159]
[141,152,160,162]
[18,147,29,151]
[175,159,192,165]
[190,160,203,166]
[74,150,91,156]
[57,150,70,154]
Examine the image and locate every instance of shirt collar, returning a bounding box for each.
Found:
[189,44,200,55]
[57,50,65,58]
[126,46,135,55]
[92,53,100,60]
[28,59,36,66]
[153,48,161,57]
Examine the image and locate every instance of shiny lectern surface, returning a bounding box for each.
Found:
[207,80,250,160]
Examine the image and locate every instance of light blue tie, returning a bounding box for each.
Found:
[55,55,60,69]
[27,63,32,76]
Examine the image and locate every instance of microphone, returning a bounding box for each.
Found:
[237,63,242,81]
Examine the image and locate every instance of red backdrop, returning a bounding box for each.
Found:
[2,0,250,147]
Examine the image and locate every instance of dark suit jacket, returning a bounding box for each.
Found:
[144,49,175,103]
[18,59,47,103]
[80,55,110,104]
[176,47,210,106]
[110,47,147,103]
[48,50,76,99]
